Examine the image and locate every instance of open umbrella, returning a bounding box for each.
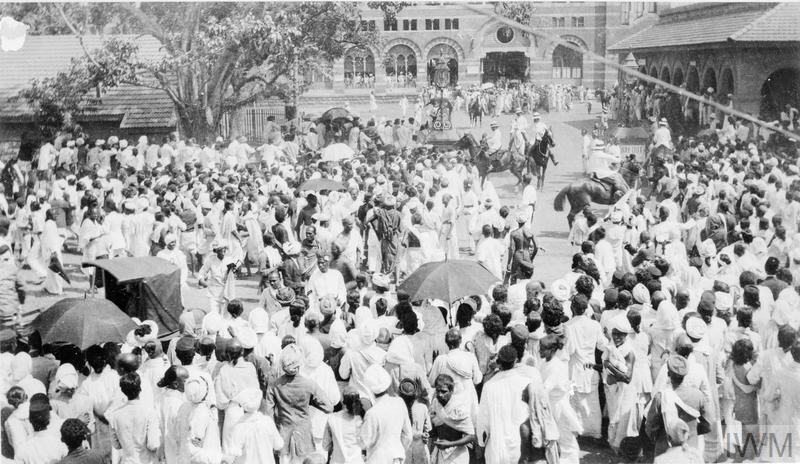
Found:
[30,298,138,350]
[48,255,71,284]
[298,178,347,192]
[321,143,355,162]
[398,259,500,303]
[320,107,353,122]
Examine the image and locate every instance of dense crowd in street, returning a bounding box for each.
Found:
[0,74,800,464]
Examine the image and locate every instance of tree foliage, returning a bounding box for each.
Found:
[494,2,537,26]
[10,2,378,141]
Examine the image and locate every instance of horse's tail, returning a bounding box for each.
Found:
[553,186,569,212]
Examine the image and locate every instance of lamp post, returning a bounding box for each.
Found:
[432,53,452,131]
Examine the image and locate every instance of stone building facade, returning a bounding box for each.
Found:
[305,2,658,94]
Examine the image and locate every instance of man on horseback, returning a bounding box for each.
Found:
[486,120,504,162]
[532,112,548,144]
[587,140,627,197]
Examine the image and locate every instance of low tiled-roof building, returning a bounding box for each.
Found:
[608,2,800,120]
[0,34,176,156]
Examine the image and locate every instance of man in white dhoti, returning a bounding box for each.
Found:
[477,345,530,464]
[198,241,237,314]
[157,234,189,303]
[359,364,412,464]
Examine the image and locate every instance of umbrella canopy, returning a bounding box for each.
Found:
[612,126,649,140]
[481,82,495,90]
[320,107,353,122]
[298,178,347,192]
[30,298,137,350]
[398,260,500,303]
[321,143,355,162]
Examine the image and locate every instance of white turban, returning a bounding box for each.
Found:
[364,364,391,395]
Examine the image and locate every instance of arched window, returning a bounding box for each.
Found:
[385,44,418,85]
[552,44,582,79]
[343,47,375,88]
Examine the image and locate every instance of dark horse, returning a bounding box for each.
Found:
[456,133,526,188]
[525,129,557,191]
[553,178,629,228]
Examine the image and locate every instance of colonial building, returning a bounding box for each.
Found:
[305,2,658,94]
[608,2,800,120]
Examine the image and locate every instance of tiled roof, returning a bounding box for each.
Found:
[0,34,176,128]
[729,2,800,42]
[608,2,800,51]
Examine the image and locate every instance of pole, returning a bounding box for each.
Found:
[464,4,800,141]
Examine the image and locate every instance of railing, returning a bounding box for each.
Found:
[220,102,286,145]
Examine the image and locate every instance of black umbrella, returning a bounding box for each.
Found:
[320,107,353,122]
[398,260,500,303]
[31,298,138,350]
[48,254,71,284]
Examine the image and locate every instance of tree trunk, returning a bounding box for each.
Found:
[176,105,215,144]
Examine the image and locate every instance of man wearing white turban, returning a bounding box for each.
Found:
[339,319,386,404]
[11,352,45,398]
[359,364,412,464]
[227,388,285,464]
[175,377,223,463]
[157,233,189,301]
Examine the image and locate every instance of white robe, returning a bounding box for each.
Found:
[476,369,530,464]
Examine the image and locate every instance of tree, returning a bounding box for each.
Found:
[10,2,378,141]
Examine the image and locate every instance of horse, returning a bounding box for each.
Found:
[525,130,557,191]
[468,96,484,127]
[456,133,526,188]
[553,177,629,228]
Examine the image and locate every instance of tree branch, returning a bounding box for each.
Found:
[53,3,101,67]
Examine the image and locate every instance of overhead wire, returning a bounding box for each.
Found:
[464,3,800,141]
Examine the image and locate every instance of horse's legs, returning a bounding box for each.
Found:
[538,164,547,191]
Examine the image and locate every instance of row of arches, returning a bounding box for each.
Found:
[342,42,461,85]
[643,64,735,96]
[639,60,800,120]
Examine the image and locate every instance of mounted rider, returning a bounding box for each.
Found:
[587,140,627,197]
[531,112,548,143]
[486,120,504,161]
[514,108,530,143]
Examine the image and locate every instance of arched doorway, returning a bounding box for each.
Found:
[343,47,375,88]
[720,68,734,96]
[551,44,583,81]
[687,66,700,92]
[760,68,800,121]
[649,66,658,79]
[660,66,671,85]
[673,68,685,86]
[385,44,417,88]
[427,43,459,86]
[702,68,717,94]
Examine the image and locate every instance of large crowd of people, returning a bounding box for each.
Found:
[0,79,799,464]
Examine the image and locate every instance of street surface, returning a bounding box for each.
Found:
[19,101,618,463]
